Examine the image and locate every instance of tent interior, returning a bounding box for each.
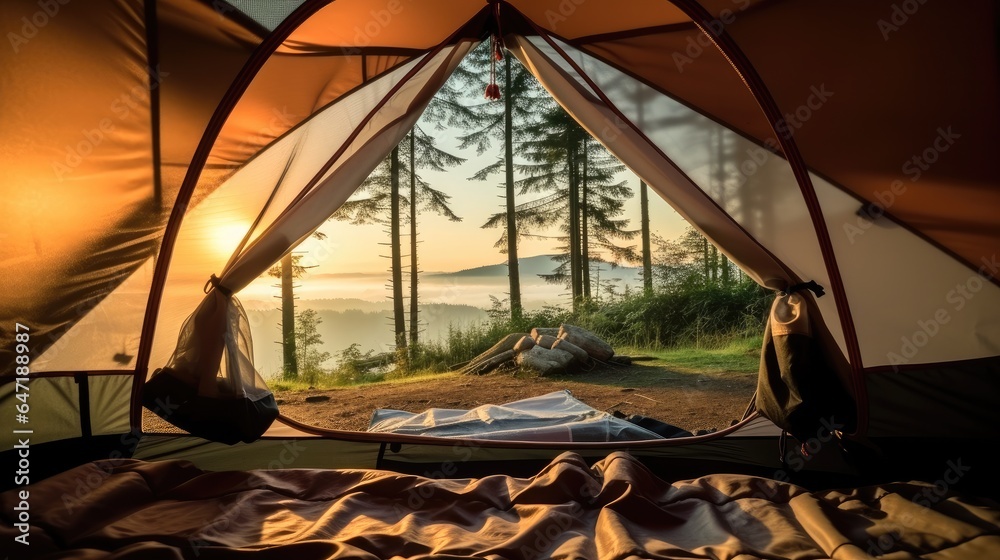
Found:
[2,0,999,557]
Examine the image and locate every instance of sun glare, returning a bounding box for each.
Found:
[210,223,254,261]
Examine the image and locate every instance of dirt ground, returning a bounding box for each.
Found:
[144,359,757,435]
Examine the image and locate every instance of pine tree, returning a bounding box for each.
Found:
[441,41,547,321]
[405,126,463,347]
[333,125,462,354]
[578,136,639,292]
[512,105,637,309]
[266,231,326,380]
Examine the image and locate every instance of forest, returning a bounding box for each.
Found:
[257,41,770,388]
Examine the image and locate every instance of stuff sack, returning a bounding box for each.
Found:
[756,290,856,443]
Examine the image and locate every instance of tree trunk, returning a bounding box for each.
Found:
[581,137,591,300]
[408,130,419,349]
[702,237,710,282]
[504,56,523,322]
[280,252,298,380]
[390,146,406,350]
[711,127,729,286]
[710,245,719,283]
[640,180,653,295]
[516,345,574,376]
[568,135,582,310]
[550,337,590,365]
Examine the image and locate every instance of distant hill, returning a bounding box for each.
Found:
[432,254,642,282]
[436,254,559,277]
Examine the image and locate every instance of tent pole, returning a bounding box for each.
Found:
[666,0,867,433]
[129,2,492,435]
[506,1,866,434]
[508,7,799,300]
[129,0,337,435]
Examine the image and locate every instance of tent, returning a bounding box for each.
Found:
[2,0,998,503]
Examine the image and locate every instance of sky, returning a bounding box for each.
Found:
[231,141,690,303]
[281,131,689,276]
[194,55,694,302]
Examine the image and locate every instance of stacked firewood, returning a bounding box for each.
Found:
[459,324,615,376]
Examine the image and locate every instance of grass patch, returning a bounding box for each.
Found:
[622,336,761,375]
[271,370,461,393]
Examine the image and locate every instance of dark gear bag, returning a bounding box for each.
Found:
[756,286,856,445]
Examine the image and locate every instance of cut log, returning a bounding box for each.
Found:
[460,333,526,374]
[353,352,394,371]
[464,350,515,375]
[513,335,535,353]
[534,334,558,349]
[551,338,590,365]
[530,327,560,339]
[608,355,633,366]
[515,345,574,376]
[558,324,614,361]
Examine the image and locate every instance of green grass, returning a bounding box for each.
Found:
[621,336,762,375]
[271,371,461,393]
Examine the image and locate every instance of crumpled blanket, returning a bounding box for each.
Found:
[367,391,664,441]
[2,451,998,559]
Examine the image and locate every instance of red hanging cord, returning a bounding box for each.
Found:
[484,34,502,100]
[484,1,504,101]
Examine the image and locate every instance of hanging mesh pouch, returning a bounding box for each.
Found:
[143,292,278,444]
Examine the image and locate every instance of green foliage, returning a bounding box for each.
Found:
[295,308,332,386]
[270,283,768,389]
[581,282,770,350]
[391,281,768,373]
[328,343,379,384]
[652,227,743,288]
